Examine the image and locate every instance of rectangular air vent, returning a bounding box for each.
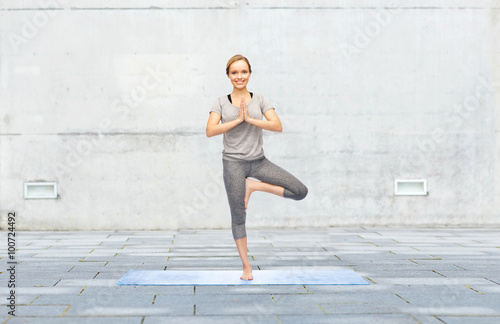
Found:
[24,182,58,199]
[394,179,427,196]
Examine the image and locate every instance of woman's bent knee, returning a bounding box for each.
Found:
[285,184,308,200]
[296,184,308,200]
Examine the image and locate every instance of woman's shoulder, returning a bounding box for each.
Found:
[251,93,273,106]
[213,95,230,105]
[251,93,269,102]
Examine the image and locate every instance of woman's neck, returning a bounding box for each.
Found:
[231,87,250,96]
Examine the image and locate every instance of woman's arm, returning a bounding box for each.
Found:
[206,111,244,137]
[245,108,283,132]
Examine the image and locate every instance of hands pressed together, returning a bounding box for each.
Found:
[237,97,252,123]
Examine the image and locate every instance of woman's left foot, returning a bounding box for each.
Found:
[240,268,253,280]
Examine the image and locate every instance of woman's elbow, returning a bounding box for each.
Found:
[206,127,219,137]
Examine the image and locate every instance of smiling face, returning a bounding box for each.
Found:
[227,60,251,90]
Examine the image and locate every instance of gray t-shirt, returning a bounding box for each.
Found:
[210,93,274,161]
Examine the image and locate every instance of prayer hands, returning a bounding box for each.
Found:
[239,97,251,122]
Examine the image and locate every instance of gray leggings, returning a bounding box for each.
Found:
[223,157,308,240]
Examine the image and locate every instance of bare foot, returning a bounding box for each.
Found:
[240,267,253,280]
[244,178,255,210]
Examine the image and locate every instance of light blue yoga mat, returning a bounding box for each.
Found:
[117,269,368,286]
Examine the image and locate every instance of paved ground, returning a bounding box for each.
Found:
[1,228,499,323]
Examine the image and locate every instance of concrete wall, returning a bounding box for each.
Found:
[0,0,499,230]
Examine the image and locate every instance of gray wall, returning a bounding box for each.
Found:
[1,0,499,230]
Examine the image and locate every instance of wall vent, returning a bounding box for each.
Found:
[24,182,58,199]
[394,179,427,196]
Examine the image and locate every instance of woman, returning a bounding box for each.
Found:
[206,54,308,280]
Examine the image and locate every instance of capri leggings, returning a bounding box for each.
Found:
[223,157,308,240]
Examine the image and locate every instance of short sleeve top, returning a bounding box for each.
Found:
[210,93,274,161]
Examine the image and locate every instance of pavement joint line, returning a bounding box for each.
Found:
[428,255,442,260]
[409,314,422,324]
[453,264,466,270]
[414,257,441,260]
[395,293,410,304]
[464,285,483,294]
[61,305,71,316]
[432,270,446,277]
[318,303,327,315]
[29,295,40,305]
[364,277,376,284]
[485,278,500,285]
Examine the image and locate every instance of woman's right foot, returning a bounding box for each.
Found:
[244,178,255,210]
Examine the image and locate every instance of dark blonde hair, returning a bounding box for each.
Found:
[225,54,252,75]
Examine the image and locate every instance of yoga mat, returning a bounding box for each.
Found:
[117,269,369,286]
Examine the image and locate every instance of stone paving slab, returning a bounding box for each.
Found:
[142,315,279,324]
[279,314,420,324]
[437,316,500,324]
[3,317,143,324]
[1,228,500,323]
